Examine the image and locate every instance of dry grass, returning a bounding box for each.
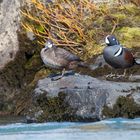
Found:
[124,0,140,6]
[21,0,98,57]
[21,0,140,59]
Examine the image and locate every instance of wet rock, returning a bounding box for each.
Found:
[0,115,26,125]
[31,73,140,122]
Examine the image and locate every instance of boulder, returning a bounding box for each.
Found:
[30,73,140,122]
[0,0,43,115]
[0,0,22,69]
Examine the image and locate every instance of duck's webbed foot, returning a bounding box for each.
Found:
[51,70,75,81]
[51,75,63,81]
[106,73,117,79]
[106,69,128,80]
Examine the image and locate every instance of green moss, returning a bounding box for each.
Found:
[124,4,140,15]
[35,91,98,122]
[119,27,140,39]
[0,30,44,114]
[24,54,42,70]
[112,13,127,22]
[118,27,140,48]
[36,92,74,122]
[103,96,140,119]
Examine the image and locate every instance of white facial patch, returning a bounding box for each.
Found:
[48,43,53,48]
[114,47,123,57]
[105,37,110,44]
[45,41,53,48]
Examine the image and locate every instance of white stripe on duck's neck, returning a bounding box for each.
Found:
[114,46,123,57]
[105,36,110,44]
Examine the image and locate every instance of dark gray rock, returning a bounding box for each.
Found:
[89,55,110,70]
[33,73,140,122]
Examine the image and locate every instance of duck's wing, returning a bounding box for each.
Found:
[54,47,81,61]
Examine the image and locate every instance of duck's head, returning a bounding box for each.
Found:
[105,35,120,46]
[45,39,54,49]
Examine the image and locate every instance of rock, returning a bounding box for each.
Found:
[129,75,140,82]
[0,0,43,115]
[89,55,110,70]
[0,115,26,124]
[0,0,22,69]
[31,73,140,122]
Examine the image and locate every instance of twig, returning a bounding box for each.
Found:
[111,22,117,34]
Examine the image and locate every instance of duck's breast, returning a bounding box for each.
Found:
[40,48,68,69]
[103,45,133,68]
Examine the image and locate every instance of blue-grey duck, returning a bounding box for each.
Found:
[103,35,140,69]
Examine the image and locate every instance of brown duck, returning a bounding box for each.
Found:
[40,39,87,79]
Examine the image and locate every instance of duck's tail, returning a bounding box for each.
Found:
[78,61,101,70]
[135,58,140,65]
[78,61,89,68]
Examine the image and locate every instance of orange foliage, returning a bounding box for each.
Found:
[21,0,96,55]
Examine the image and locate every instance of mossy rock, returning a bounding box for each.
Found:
[24,54,42,70]
[0,30,43,114]
[35,92,75,122]
[103,96,140,119]
[34,91,98,122]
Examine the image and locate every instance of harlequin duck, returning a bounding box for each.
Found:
[40,39,87,80]
[103,35,140,69]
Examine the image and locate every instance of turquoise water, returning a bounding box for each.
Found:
[0,118,140,140]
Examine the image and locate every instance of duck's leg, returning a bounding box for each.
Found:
[106,69,128,80]
[122,69,127,77]
[51,69,75,81]
[61,68,66,77]
[106,72,116,79]
[51,68,66,81]
[117,69,127,78]
[106,68,116,79]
